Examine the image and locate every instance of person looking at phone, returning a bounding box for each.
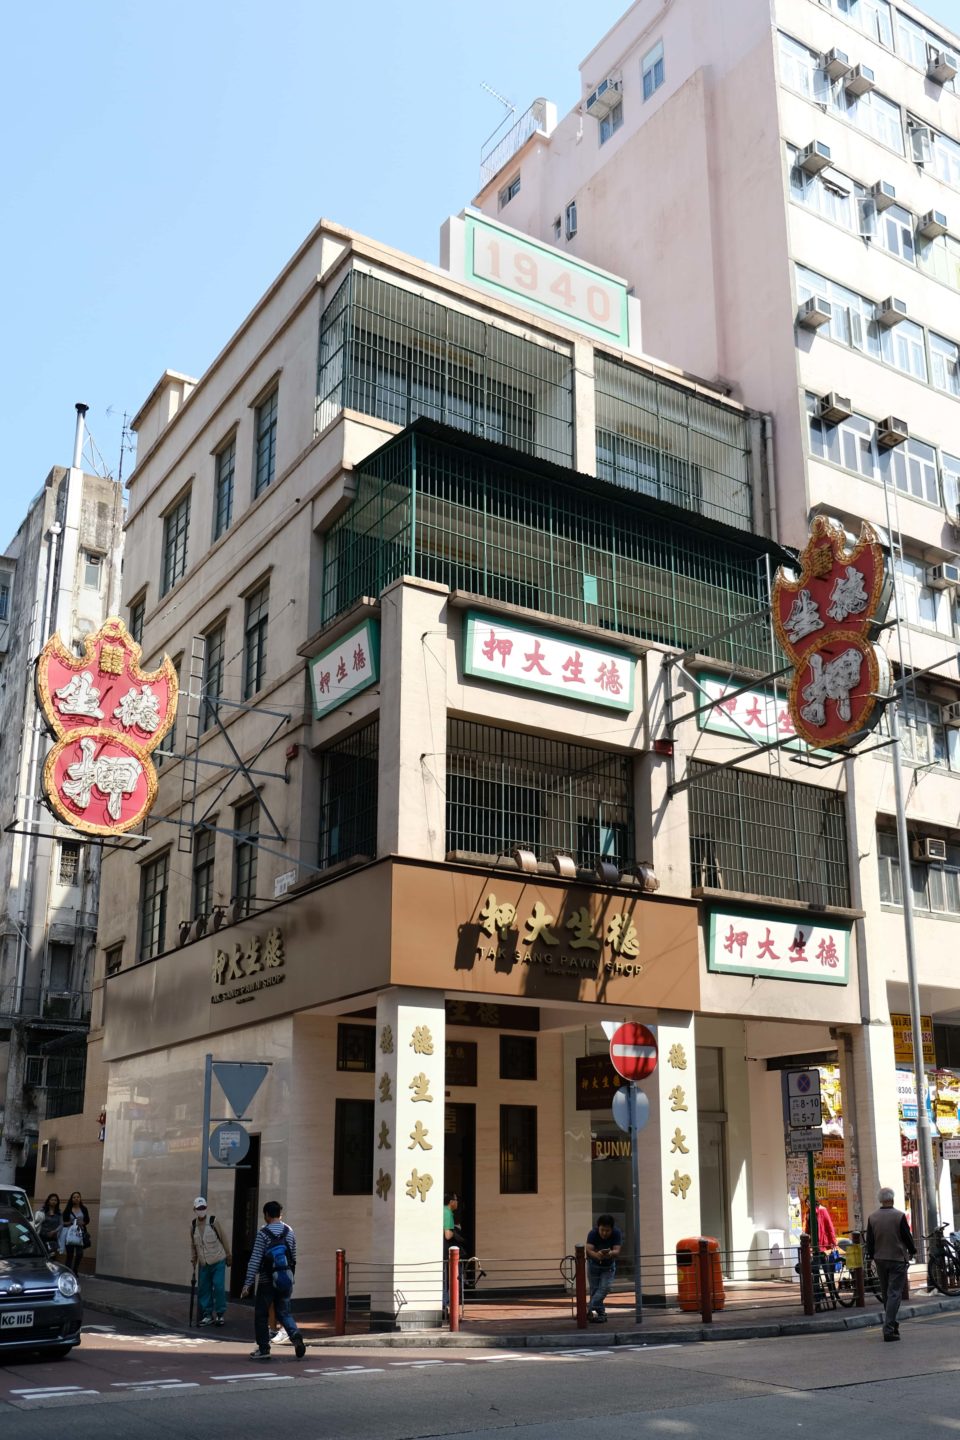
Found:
[585,1213,622,1323]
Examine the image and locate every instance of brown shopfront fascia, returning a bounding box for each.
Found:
[102,857,700,1063]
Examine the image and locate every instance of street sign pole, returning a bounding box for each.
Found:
[199,1052,213,1203]
[807,1149,819,1265]
[628,1081,643,1325]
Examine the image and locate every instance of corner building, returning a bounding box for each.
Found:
[74,214,875,1325]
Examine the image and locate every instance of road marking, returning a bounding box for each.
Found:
[12,1386,88,1395]
[303,1366,386,1375]
[388,1359,448,1366]
[209,1371,294,1381]
[111,1380,199,1390]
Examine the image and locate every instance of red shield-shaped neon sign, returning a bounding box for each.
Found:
[36,617,178,835]
[772,517,891,750]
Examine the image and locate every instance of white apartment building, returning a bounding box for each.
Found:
[0,426,124,1194]
[474,0,960,1233]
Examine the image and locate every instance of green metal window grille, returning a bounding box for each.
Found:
[129,595,145,645]
[161,493,190,596]
[202,624,225,733]
[214,437,236,540]
[446,718,634,867]
[243,583,269,700]
[316,269,574,466]
[139,852,169,961]
[192,824,216,919]
[688,761,850,907]
[254,387,278,497]
[233,799,259,914]
[318,719,379,870]
[321,429,773,669]
[595,355,753,530]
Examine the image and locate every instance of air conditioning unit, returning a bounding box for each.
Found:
[876,416,909,448]
[798,295,833,329]
[912,836,948,863]
[845,63,876,96]
[875,295,908,326]
[927,47,959,84]
[818,392,853,424]
[910,123,934,165]
[799,140,832,174]
[823,47,851,81]
[925,562,960,589]
[871,180,898,210]
[585,76,622,119]
[918,209,949,239]
[942,701,960,728]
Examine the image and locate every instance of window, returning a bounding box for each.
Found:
[253,388,278,498]
[806,394,943,505]
[318,719,379,869]
[138,852,169,961]
[878,830,960,912]
[894,555,953,634]
[919,231,960,291]
[213,437,236,540]
[83,552,102,590]
[129,595,145,646]
[930,333,960,397]
[333,1099,374,1193]
[599,101,623,144]
[943,453,960,515]
[930,128,960,188]
[336,1024,376,1073]
[837,0,893,48]
[795,265,880,359]
[500,1035,537,1081]
[688,761,850,907]
[897,691,959,769]
[446,719,635,870]
[880,317,927,382]
[233,798,259,915]
[161,492,190,595]
[202,624,225,733]
[0,583,8,622]
[242,582,269,699]
[642,40,664,99]
[896,12,956,90]
[787,145,858,230]
[778,32,902,152]
[58,842,80,886]
[157,652,182,768]
[880,438,940,506]
[565,200,578,240]
[192,825,215,919]
[105,945,123,976]
[500,1105,537,1193]
[876,203,915,264]
[498,174,521,208]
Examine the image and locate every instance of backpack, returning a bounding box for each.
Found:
[259,1223,294,1297]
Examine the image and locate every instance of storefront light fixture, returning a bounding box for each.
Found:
[595,860,621,885]
[550,851,577,878]
[512,847,539,874]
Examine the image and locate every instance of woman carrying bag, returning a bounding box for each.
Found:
[62,1191,91,1275]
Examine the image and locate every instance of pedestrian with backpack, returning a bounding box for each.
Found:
[190,1197,233,1326]
[240,1200,306,1360]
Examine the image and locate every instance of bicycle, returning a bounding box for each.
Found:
[925,1224,960,1296]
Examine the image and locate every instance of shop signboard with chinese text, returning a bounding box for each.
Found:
[890,1012,935,1067]
[36,616,178,835]
[463,610,635,711]
[789,1127,824,1154]
[576,1054,624,1110]
[309,619,379,719]
[696,673,819,751]
[772,517,892,749]
[707,907,850,985]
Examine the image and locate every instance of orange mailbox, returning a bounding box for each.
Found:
[676,1236,725,1313]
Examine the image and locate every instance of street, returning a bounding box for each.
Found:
[0,1306,959,1438]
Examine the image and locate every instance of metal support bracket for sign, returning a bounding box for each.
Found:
[3,816,151,850]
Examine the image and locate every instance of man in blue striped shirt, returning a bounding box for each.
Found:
[240,1200,306,1360]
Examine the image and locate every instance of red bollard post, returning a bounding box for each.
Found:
[698,1238,713,1325]
[334,1248,347,1335]
[448,1247,461,1332]
[575,1244,588,1329]
[799,1234,814,1316]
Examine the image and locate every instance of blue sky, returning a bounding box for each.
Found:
[2,0,958,544]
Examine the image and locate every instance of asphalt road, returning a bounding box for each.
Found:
[0,1306,958,1438]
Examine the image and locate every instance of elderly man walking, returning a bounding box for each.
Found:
[866,1186,916,1341]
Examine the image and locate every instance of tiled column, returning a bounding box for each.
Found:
[847,1021,904,1211]
[370,987,446,1330]
[635,1011,702,1293]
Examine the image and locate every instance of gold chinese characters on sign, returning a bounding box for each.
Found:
[475,892,642,978]
[211,927,286,1004]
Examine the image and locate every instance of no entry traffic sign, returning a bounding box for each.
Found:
[609,1022,658,1082]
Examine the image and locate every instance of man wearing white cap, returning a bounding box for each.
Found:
[190,1197,232,1327]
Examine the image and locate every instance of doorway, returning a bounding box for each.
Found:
[444,1104,476,1256]
[229,1133,261,1298]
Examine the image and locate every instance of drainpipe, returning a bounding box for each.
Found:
[762,414,779,546]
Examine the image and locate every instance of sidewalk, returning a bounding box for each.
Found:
[80,1272,960,1349]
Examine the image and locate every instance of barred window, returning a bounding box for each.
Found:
[202,624,226,733]
[58,842,80,886]
[254,387,278,497]
[233,799,259,915]
[139,852,169,961]
[446,719,634,868]
[214,437,236,540]
[318,720,379,870]
[243,583,269,699]
[688,761,850,907]
[161,492,190,596]
[193,825,216,919]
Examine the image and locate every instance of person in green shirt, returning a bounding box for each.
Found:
[443,1193,463,1313]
